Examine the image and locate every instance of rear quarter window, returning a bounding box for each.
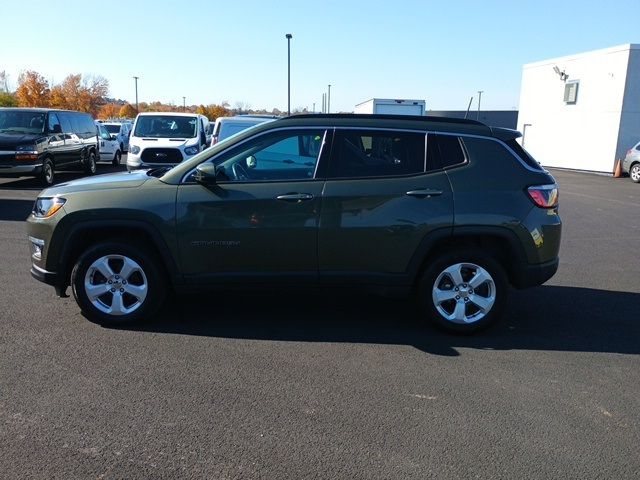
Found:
[462,136,541,172]
[505,139,544,171]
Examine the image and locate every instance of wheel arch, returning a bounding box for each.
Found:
[409,226,528,289]
[54,220,180,293]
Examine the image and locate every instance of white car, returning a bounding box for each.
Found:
[126,112,210,171]
[101,121,132,152]
[210,115,277,147]
[96,122,122,165]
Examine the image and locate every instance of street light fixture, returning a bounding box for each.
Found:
[286,33,292,116]
[133,76,139,113]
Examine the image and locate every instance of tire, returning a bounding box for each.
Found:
[84,150,97,175]
[630,163,640,183]
[417,248,508,334]
[71,241,166,326]
[112,149,122,166]
[40,158,54,186]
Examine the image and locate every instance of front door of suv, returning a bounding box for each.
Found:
[318,129,454,283]
[176,128,330,284]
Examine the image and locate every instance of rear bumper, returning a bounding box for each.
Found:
[511,257,559,289]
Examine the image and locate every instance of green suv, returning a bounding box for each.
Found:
[26,114,561,333]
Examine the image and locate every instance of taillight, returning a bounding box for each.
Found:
[527,184,558,208]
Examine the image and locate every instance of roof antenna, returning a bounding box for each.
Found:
[464,96,474,119]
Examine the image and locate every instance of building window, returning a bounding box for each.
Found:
[564,81,579,104]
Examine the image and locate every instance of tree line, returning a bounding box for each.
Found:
[0,70,298,121]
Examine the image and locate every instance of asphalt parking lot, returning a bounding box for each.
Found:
[1,161,639,479]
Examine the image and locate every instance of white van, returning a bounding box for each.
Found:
[127,112,209,171]
[210,115,277,147]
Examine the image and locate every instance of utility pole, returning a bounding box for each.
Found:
[477,90,483,120]
[327,84,331,114]
[183,96,186,112]
[133,76,139,112]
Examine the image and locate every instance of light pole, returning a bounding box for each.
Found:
[477,90,483,120]
[183,96,186,112]
[133,76,139,112]
[327,84,331,114]
[286,33,292,116]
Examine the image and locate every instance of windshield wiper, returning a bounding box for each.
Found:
[146,166,173,177]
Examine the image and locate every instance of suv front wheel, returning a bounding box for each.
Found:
[71,241,166,326]
[418,249,507,334]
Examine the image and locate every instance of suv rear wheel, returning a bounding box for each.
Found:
[418,249,507,333]
[71,241,166,325]
[113,149,122,166]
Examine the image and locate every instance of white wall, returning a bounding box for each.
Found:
[518,44,638,173]
[618,49,640,160]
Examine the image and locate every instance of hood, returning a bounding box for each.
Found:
[0,132,43,149]
[40,170,151,196]
[131,137,197,148]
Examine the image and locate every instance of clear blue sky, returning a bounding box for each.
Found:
[1,0,638,112]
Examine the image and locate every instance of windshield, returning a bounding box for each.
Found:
[134,115,197,139]
[104,124,121,134]
[0,111,46,134]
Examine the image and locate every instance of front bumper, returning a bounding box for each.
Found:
[30,262,65,294]
[0,163,42,176]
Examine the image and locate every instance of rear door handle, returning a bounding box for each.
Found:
[276,193,314,203]
[406,189,443,198]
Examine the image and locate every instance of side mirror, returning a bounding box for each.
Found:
[194,163,217,186]
[52,124,62,134]
[111,134,117,140]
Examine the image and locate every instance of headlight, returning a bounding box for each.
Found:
[130,145,141,155]
[33,197,66,218]
[16,144,38,160]
[184,145,199,156]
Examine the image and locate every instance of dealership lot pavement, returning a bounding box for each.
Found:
[1,165,639,479]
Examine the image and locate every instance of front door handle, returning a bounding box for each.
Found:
[406,189,443,198]
[276,193,314,203]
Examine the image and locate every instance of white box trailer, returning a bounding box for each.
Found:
[354,98,426,116]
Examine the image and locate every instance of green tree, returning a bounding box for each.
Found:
[0,91,17,107]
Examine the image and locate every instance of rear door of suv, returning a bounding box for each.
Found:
[318,128,454,284]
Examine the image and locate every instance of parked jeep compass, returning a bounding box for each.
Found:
[26,114,561,333]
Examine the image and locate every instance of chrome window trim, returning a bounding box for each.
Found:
[180,126,332,184]
[429,130,544,173]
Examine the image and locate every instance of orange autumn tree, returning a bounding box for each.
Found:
[50,74,109,117]
[16,70,51,107]
[99,103,121,119]
[118,103,138,118]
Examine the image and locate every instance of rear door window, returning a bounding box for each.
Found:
[426,134,467,171]
[328,130,425,179]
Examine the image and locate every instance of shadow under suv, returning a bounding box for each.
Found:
[26,114,561,333]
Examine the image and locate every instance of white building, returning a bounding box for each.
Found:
[517,44,640,173]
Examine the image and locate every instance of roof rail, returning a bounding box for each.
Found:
[286,113,485,126]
